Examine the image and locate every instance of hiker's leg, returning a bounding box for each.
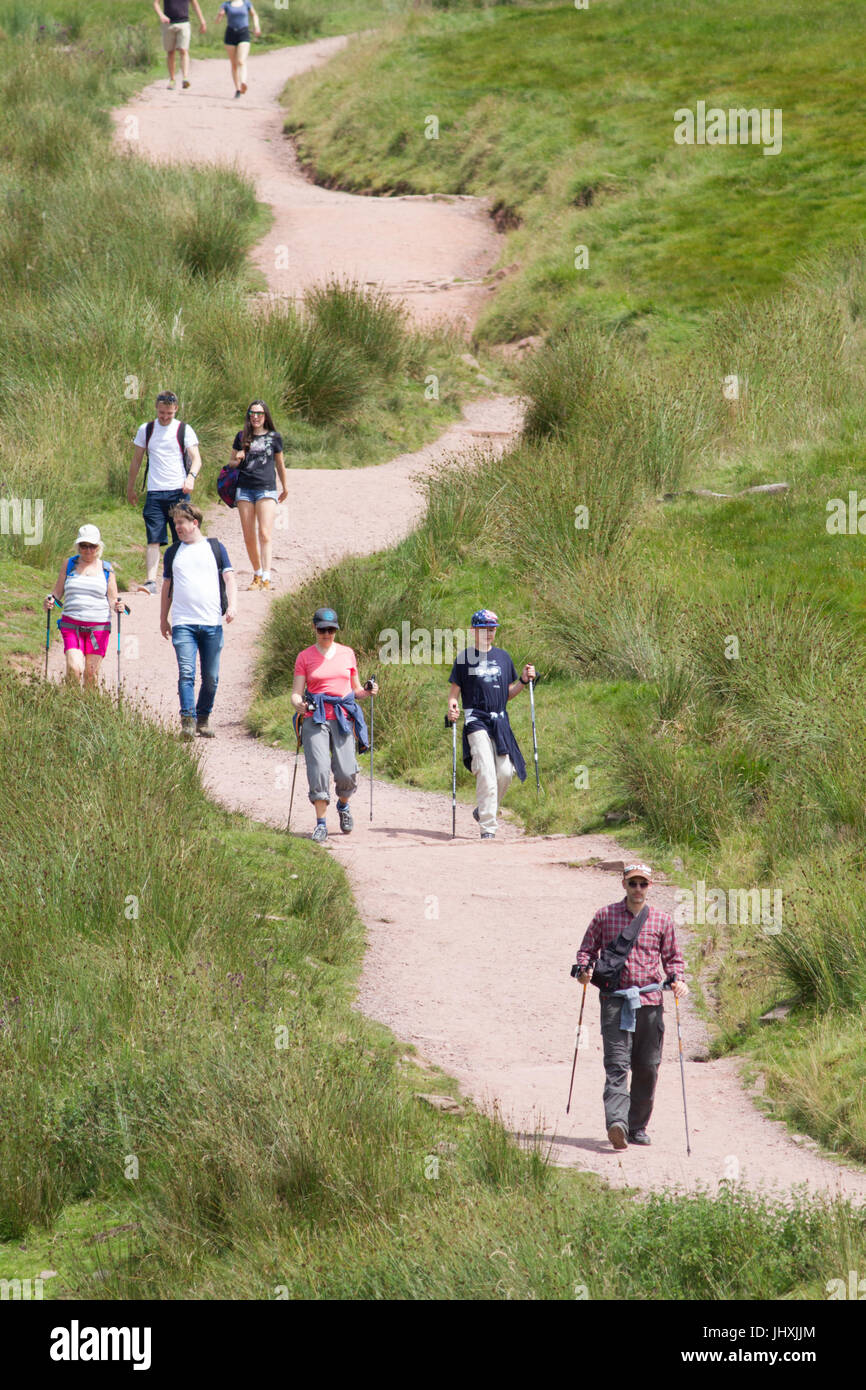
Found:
[254,497,276,576]
[166,48,176,80]
[628,1004,664,1134]
[236,500,261,573]
[143,490,182,581]
[146,545,161,584]
[83,653,102,688]
[468,727,498,833]
[600,996,632,1132]
[226,44,239,88]
[236,40,250,89]
[171,625,197,719]
[494,748,514,811]
[329,722,359,803]
[64,647,85,685]
[178,29,191,81]
[302,717,332,807]
[194,625,224,722]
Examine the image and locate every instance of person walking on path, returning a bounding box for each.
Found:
[230,400,287,589]
[446,608,535,840]
[159,503,237,738]
[153,0,207,90]
[216,1,260,98]
[44,525,125,687]
[128,391,203,596]
[290,607,377,843]
[575,862,688,1151]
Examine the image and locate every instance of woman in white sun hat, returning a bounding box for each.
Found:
[44,525,124,687]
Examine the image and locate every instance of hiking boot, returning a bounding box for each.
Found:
[139,579,157,596]
[311,823,328,843]
[180,715,196,739]
[182,79,190,89]
[337,802,353,834]
[247,575,263,590]
[261,578,272,590]
[196,719,215,738]
[628,1129,651,1146]
[607,1121,628,1151]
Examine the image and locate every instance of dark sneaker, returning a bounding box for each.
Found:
[628,1129,651,1146]
[337,803,353,834]
[234,89,242,99]
[182,79,190,89]
[139,580,157,596]
[311,823,328,844]
[607,1121,628,1151]
[196,719,215,738]
[180,715,196,739]
[481,832,495,840]
[472,807,480,823]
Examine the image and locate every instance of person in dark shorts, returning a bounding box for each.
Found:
[128,391,203,595]
[230,399,288,590]
[217,1,261,98]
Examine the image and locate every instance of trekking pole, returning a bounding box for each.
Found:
[565,977,588,1114]
[44,602,53,678]
[665,976,691,1156]
[116,604,131,695]
[528,676,541,798]
[364,676,376,822]
[286,710,303,833]
[445,712,457,838]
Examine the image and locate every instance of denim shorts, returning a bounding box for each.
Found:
[235,486,278,504]
[143,488,185,545]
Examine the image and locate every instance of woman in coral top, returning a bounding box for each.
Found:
[291,606,377,843]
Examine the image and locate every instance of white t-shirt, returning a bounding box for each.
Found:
[169,538,231,626]
[134,419,199,491]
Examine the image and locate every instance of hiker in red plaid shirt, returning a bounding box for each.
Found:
[576,862,688,1151]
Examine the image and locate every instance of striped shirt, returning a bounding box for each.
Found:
[577,898,685,1007]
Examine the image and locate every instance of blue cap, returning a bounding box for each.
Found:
[313,607,340,630]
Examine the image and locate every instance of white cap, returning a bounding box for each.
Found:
[75,524,101,546]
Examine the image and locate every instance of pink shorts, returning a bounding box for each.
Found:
[60,617,111,658]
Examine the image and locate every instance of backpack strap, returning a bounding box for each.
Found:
[163,541,180,581]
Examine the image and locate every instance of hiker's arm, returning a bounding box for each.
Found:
[507,663,536,700]
[275,451,288,503]
[224,568,237,624]
[191,0,207,32]
[352,670,378,698]
[661,921,688,997]
[291,672,307,711]
[447,682,460,722]
[249,4,261,36]
[127,446,145,505]
[107,570,124,614]
[182,444,202,495]
[154,1,169,22]
[576,915,601,983]
[159,576,172,639]
[44,565,66,610]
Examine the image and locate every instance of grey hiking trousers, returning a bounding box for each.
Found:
[600,996,665,1134]
[302,716,358,805]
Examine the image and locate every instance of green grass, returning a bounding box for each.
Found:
[5,674,865,1298]
[284,0,866,348]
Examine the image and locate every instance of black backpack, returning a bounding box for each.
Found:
[163,537,228,616]
[142,419,188,484]
[588,906,650,993]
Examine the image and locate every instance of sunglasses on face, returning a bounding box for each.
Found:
[317,626,337,634]
[79,542,98,550]
[248,409,265,416]
[627,879,649,888]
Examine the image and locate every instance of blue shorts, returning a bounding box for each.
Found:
[235,486,278,504]
[143,489,185,545]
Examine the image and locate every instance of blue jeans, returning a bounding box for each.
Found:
[171,624,224,720]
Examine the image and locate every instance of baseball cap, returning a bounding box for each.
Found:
[623,861,653,881]
[75,524,101,546]
[313,607,340,630]
[470,608,499,629]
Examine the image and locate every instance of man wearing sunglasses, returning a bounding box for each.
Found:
[575,862,687,1151]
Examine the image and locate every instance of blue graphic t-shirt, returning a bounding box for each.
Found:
[448,645,517,720]
[220,0,253,30]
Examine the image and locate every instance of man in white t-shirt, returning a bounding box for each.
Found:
[127,390,203,594]
[159,503,237,738]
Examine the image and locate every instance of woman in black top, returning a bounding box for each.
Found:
[232,399,288,590]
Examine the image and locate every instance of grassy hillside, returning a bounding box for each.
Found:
[2,674,866,1299]
[284,0,866,347]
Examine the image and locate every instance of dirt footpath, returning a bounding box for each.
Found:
[97,41,866,1204]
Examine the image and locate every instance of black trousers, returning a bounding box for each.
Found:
[600,996,665,1133]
